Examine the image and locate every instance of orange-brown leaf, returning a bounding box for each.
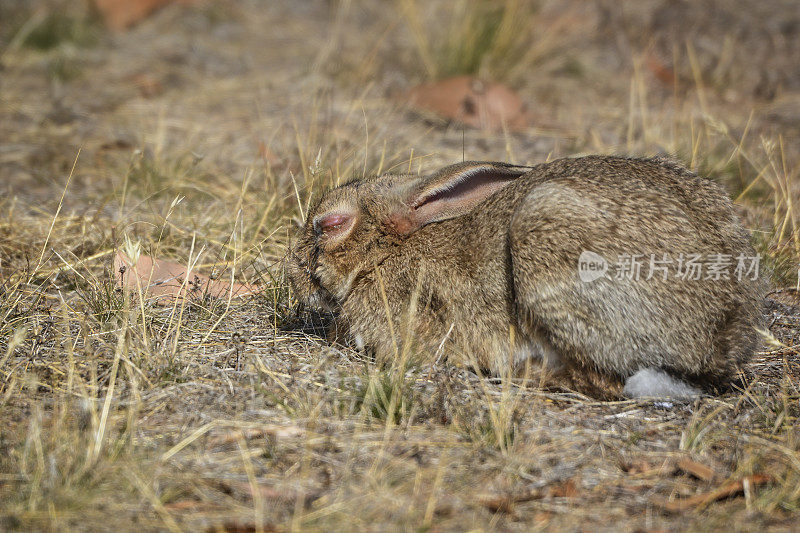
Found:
[402,76,529,132]
[93,0,197,30]
[114,251,258,304]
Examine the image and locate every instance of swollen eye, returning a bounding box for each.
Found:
[315,213,352,235]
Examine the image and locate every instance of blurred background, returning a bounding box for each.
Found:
[2,0,799,289]
[3,0,800,280]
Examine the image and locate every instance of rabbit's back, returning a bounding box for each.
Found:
[507,156,764,387]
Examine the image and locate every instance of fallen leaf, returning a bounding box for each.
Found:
[676,457,718,482]
[645,54,676,86]
[475,488,543,513]
[93,0,197,30]
[114,251,258,304]
[130,73,164,98]
[402,76,529,132]
[651,474,772,512]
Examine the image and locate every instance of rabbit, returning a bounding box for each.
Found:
[285,156,766,399]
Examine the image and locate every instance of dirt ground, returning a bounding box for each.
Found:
[2,0,800,531]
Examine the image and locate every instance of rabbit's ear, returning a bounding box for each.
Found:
[395,162,529,233]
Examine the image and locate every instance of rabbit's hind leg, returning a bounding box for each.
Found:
[509,180,698,389]
[509,180,645,376]
[622,368,702,399]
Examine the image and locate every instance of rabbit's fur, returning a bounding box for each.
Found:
[286,156,765,398]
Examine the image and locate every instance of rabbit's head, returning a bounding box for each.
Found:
[285,162,530,313]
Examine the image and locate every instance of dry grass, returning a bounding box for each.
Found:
[1,0,800,530]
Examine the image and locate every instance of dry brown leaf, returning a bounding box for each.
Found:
[646,54,676,86]
[475,478,578,514]
[93,0,197,30]
[475,488,543,513]
[676,457,718,482]
[652,474,772,512]
[114,251,258,304]
[130,73,164,98]
[402,76,529,132]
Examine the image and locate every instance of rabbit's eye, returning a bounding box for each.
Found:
[315,213,353,235]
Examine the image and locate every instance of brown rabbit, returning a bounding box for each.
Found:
[285,156,765,398]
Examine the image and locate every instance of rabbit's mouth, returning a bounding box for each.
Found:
[301,261,343,312]
[306,286,339,313]
[286,243,337,307]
